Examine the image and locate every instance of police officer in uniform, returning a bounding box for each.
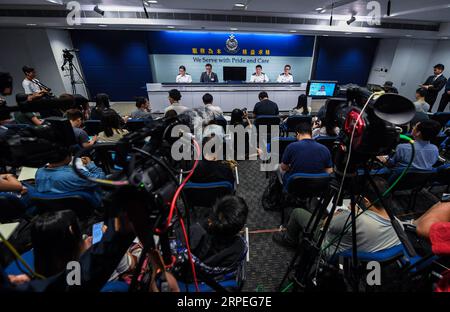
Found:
[250,65,269,83]
[277,64,293,83]
[176,65,192,83]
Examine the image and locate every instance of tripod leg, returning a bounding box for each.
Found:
[349,192,360,292]
[277,186,337,291]
[291,183,343,290]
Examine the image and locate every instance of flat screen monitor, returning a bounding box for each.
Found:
[223,66,247,82]
[306,80,338,98]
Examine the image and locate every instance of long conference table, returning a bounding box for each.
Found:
[146,83,319,113]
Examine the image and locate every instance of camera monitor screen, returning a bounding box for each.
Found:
[223,66,247,82]
[307,81,338,98]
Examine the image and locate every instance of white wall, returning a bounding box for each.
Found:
[369,38,449,112]
[47,29,88,98]
[0,28,87,106]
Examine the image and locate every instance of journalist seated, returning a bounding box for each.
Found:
[175,195,248,271]
[378,120,441,171]
[97,108,129,143]
[130,96,153,120]
[31,210,92,278]
[35,151,105,206]
[190,125,235,185]
[279,121,333,184]
[5,208,136,291]
[273,177,401,259]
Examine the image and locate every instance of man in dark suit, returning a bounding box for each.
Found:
[200,63,219,83]
[437,78,450,112]
[421,64,447,112]
[252,91,279,117]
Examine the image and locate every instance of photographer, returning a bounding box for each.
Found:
[21,66,47,101]
[174,195,248,274]
[273,177,401,259]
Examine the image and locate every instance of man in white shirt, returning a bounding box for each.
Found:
[202,93,223,116]
[22,66,46,100]
[250,65,269,83]
[276,64,293,83]
[164,89,189,115]
[176,65,192,83]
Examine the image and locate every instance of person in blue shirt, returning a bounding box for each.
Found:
[35,151,105,207]
[280,121,333,185]
[378,120,441,171]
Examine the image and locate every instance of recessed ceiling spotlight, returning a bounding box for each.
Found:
[145,0,158,3]
[289,30,297,33]
[347,15,356,25]
[167,26,175,29]
[230,27,238,31]
[322,34,329,36]
[365,35,372,38]
[405,34,412,37]
[26,23,37,26]
[98,24,108,27]
[94,5,105,16]
[345,32,352,35]
[234,3,246,7]
[46,0,63,4]
[320,9,326,13]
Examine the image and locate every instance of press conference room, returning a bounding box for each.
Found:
[0,0,450,302]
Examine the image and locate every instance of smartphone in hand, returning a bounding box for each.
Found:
[92,221,104,245]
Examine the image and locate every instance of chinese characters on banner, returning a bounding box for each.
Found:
[192,48,270,56]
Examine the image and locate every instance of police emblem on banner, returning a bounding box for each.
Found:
[225,34,239,54]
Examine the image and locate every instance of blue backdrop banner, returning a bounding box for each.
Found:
[147,31,315,57]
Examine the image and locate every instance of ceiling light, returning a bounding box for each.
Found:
[289,30,297,33]
[365,35,372,38]
[98,24,108,27]
[26,23,37,26]
[320,9,326,13]
[94,5,105,16]
[345,32,352,35]
[322,34,329,36]
[46,0,63,4]
[167,26,175,29]
[346,15,356,25]
[441,37,449,40]
[230,27,238,31]
[405,34,412,37]
[234,3,246,7]
[315,7,323,11]
[145,0,158,3]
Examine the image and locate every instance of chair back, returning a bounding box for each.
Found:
[388,169,436,191]
[29,191,99,217]
[125,119,146,132]
[183,181,234,208]
[284,173,332,198]
[83,120,104,136]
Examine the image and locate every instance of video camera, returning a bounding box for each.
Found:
[0,72,87,168]
[323,86,416,175]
